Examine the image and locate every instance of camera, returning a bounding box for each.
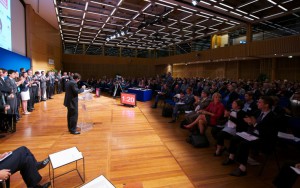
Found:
[115,75,122,81]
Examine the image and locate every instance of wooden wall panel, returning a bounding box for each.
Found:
[239,60,261,80]
[172,58,300,81]
[275,57,300,81]
[249,35,300,56]
[225,61,238,80]
[26,5,62,72]
[62,54,155,79]
[260,59,272,79]
[156,35,300,66]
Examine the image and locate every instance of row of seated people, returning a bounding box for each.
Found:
[151,79,299,175]
[182,93,299,182]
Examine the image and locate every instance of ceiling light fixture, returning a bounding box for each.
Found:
[106,28,131,42]
[278,5,288,11]
[200,1,211,5]
[267,0,277,5]
[192,0,200,6]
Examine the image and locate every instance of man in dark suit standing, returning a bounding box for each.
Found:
[64,73,85,135]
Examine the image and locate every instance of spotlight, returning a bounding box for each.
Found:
[192,0,199,6]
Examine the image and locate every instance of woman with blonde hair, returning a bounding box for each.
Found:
[184,92,225,135]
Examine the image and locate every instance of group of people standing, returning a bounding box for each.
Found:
[0,68,74,119]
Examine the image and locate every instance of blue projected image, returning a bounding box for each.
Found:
[0,47,31,71]
[0,0,12,51]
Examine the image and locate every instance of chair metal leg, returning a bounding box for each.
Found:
[258,150,280,176]
[0,180,6,188]
[274,151,281,171]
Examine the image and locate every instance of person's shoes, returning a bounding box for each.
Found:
[34,181,51,188]
[23,112,31,115]
[70,131,80,135]
[230,168,247,177]
[28,109,33,112]
[37,157,50,170]
[214,148,226,156]
[222,158,235,165]
[151,105,157,109]
[168,120,176,123]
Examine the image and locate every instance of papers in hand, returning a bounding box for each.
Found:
[49,147,83,168]
[176,102,185,105]
[227,120,236,128]
[236,132,258,141]
[0,151,12,162]
[81,175,115,188]
[290,166,300,175]
[278,132,300,142]
[83,89,92,94]
[185,111,193,114]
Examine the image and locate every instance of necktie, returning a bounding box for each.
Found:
[256,112,264,124]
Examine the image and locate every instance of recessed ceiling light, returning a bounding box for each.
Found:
[288,56,293,58]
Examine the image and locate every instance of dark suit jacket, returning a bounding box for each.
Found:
[63,80,84,109]
[5,77,17,94]
[229,110,248,133]
[252,111,278,153]
[244,100,258,116]
[0,77,12,94]
[0,91,5,112]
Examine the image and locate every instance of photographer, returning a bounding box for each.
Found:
[113,74,124,98]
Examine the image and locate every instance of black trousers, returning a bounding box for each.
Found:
[216,130,233,146]
[67,106,78,132]
[28,87,34,110]
[273,161,299,188]
[0,146,42,187]
[46,85,54,99]
[6,94,17,115]
[228,135,260,165]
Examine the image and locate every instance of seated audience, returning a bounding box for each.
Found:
[222,83,239,109]
[169,87,195,123]
[213,99,248,156]
[184,90,211,124]
[151,84,170,108]
[184,92,225,135]
[223,96,278,177]
[242,91,258,116]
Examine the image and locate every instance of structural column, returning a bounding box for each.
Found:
[246,23,253,43]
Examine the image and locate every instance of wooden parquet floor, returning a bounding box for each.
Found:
[1,93,299,188]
